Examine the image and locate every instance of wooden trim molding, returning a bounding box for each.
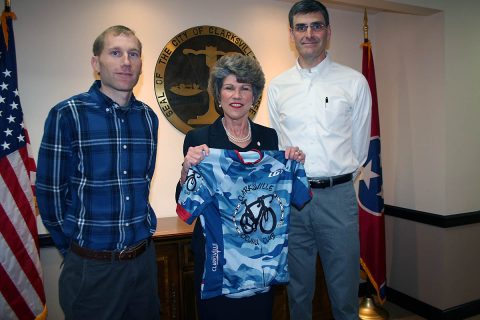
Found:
[384,205,480,228]
[39,234,55,248]
[386,287,480,320]
[39,207,480,247]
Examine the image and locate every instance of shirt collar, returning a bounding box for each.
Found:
[226,149,263,165]
[88,80,139,109]
[295,53,331,77]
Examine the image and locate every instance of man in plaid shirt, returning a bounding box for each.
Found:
[37,25,160,319]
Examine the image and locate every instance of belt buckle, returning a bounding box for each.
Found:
[118,239,146,260]
[118,247,129,260]
[318,179,329,188]
[310,178,331,188]
[119,245,136,260]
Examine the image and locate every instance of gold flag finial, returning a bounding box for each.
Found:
[1,0,16,49]
[363,8,368,41]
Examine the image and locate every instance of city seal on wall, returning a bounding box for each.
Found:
[154,26,259,134]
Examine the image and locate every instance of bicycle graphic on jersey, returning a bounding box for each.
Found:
[185,170,202,192]
[240,194,277,234]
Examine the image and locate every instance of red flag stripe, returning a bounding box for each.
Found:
[362,44,380,137]
[18,142,41,251]
[0,236,44,318]
[0,187,46,303]
[0,264,36,319]
[0,151,38,241]
[359,208,386,281]
[0,150,46,303]
[19,141,37,192]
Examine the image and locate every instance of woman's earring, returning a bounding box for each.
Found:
[219,104,222,108]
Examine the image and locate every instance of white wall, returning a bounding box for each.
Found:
[376,10,447,214]
[440,0,480,213]
[388,0,480,214]
[386,217,480,309]
[375,0,480,310]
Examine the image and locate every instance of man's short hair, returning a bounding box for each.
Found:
[92,25,142,56]
[288,0,330,28]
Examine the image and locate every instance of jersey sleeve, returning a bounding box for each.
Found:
[176,168,213,224]
[291,162,313,209]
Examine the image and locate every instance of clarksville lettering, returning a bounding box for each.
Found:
[237,183,273,202]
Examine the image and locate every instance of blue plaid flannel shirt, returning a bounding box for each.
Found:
[37,81,158,255]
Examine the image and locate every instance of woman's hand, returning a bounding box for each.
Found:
[180,144,210,184]
[284,146,305,164]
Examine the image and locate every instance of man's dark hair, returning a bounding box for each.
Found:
[288,0,330,28]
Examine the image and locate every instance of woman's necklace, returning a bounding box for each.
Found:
[222,118,252,144]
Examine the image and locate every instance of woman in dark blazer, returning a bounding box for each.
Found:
[176,53,304,320]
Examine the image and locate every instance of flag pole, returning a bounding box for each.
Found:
[358,7,389,320]
[363,7,368,42]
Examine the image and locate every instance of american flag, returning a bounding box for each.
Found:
[0,8,47,319]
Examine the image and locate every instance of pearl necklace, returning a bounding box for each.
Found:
[222,118,252,144]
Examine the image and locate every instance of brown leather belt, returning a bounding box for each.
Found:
[70,238,151,261]
[309,173,353,189]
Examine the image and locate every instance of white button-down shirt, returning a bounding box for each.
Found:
[268,54,372,178]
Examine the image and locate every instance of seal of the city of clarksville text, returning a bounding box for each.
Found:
[154,25,259,134]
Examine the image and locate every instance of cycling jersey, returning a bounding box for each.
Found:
[176,148,312,299]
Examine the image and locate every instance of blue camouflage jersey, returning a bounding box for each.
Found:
[176,148,312,299]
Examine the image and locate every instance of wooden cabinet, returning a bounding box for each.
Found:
[153,217,332,320]
[154,217,196,319]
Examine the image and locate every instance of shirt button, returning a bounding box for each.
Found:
[125,223,130,226]
[121,119,125,123]
[126,196,130,201]
[123,145,127,149]
[106,108,110,112]
[123,170,127,175]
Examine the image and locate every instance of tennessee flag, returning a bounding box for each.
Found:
[358,39,387,303]
[0,7,47,319]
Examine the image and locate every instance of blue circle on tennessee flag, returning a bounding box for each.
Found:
[358,138,383,213]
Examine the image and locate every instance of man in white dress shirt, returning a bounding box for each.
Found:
[268,1,372,319]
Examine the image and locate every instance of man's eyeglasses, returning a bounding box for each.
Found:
[293,22,328,33]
